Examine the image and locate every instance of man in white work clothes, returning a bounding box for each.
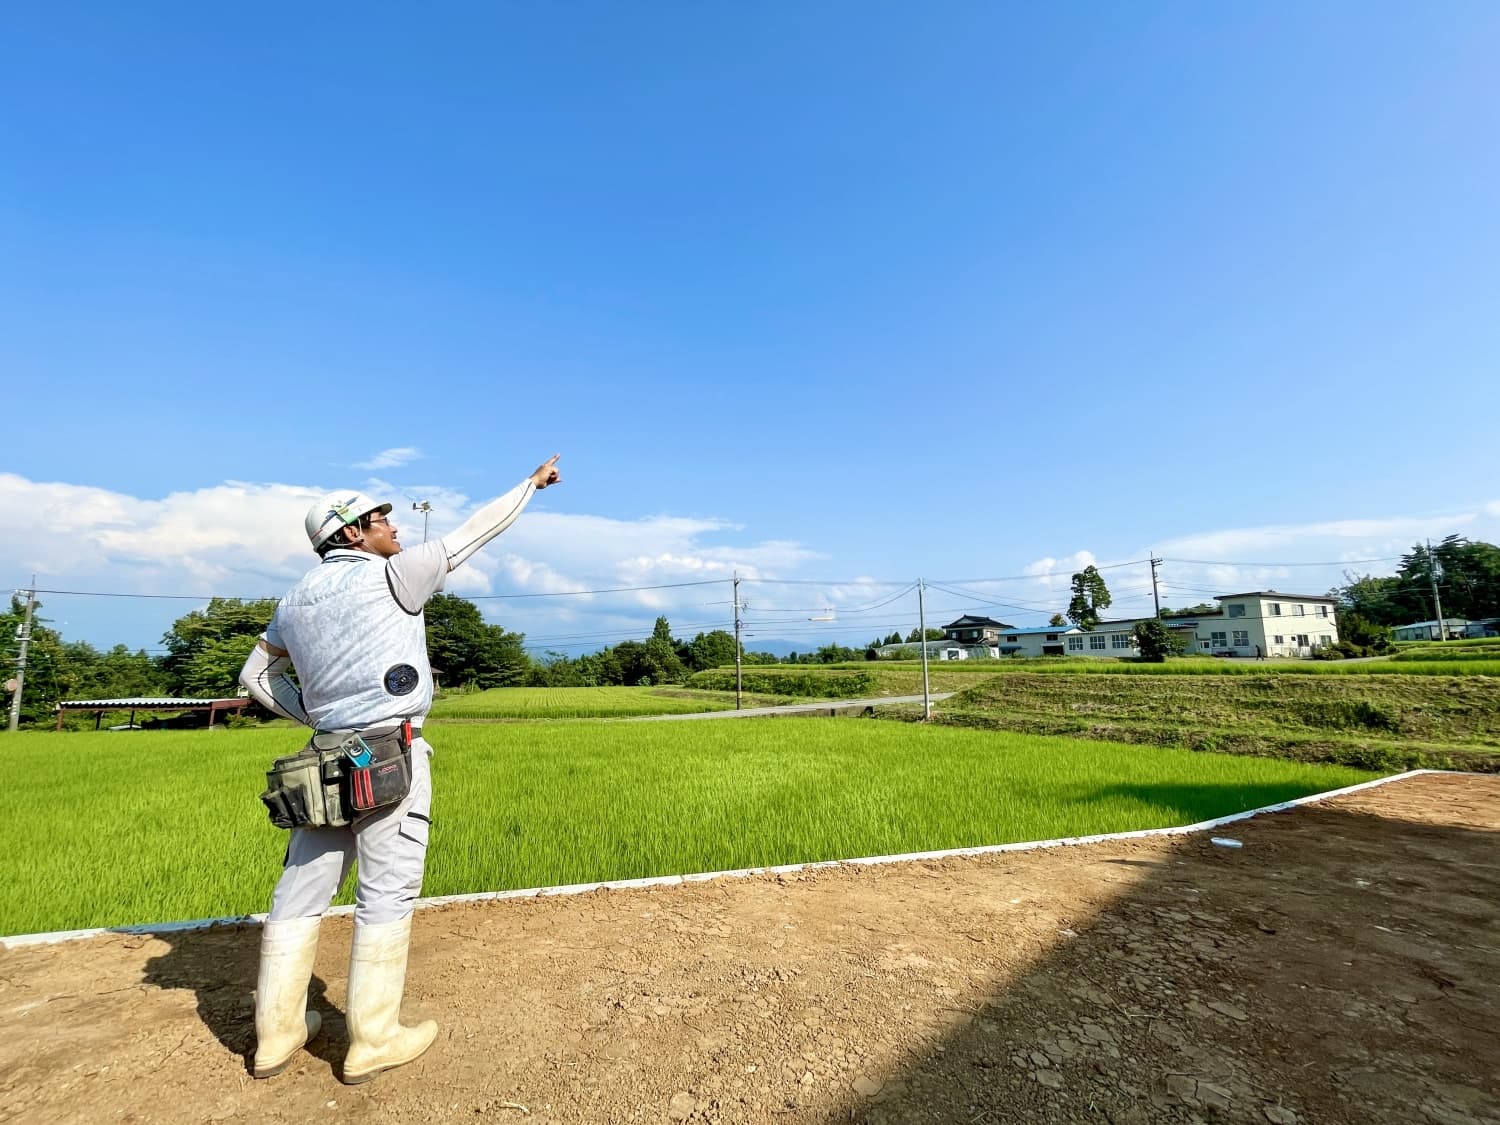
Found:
[239,454,561,1082]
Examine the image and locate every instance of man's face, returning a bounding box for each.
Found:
[349,510,402,557]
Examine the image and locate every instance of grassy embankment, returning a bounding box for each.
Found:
[688,659,1500,772]
[3,723,1377,935]
[919,672,1500,772]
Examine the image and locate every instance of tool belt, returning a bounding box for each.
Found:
[260,719,415,830]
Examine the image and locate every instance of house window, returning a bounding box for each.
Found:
[1211,631,1227,646]
[1273,635,1284,645]
[1318,605,1330,617]
[1046,633,1058,641]
[1320,635,1332,645]
[1295,605,1306,616]
[1111,634,1133,649]
[1269,603,1282,616]
[1089,634,1107,650]
[1295,634,1309,647]
[1233,630,1249,647]
[1005,636,1018,643]
[1227,604,1246,618]
[1067,636,1084,651]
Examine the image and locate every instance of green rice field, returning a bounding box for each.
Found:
[429,685,745,719]
[2,722,1378,936]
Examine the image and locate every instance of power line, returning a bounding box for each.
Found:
[1161,555,1404,567]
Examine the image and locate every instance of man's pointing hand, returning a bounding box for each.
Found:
[531,454,562,490]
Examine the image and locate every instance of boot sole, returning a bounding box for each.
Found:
[251,1012,322,1079]
[341,1038,436,1085]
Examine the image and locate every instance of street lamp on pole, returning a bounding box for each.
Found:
[411,501,433,543]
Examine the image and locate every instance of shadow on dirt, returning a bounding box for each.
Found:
[829,782,1500,1125]
[140,925,346,1076]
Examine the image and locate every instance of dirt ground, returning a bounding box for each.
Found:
[2,772,1497,1125]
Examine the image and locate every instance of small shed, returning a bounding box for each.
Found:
[55,697,250,731]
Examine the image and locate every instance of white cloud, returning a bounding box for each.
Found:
[353,447,424,471]
[0,472,820,651]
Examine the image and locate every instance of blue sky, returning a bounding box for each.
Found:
[2,3,1498,655]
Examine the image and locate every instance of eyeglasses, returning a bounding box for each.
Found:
[365,516,393,528]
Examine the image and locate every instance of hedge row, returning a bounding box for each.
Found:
[685,668,876,697]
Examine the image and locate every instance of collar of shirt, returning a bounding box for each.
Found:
[321,548,376,564]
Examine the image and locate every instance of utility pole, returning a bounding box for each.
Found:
[411,501,433,543]
[917,578,931,720]
[7,580,36,733]
[1149,556,1163,619]
[1427,540,1448,641]
[732,572,743,710]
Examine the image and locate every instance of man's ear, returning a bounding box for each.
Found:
[340,523,364,547]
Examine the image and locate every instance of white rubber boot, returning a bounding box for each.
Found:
[341,915,438,1084]
[252,915,323,1078]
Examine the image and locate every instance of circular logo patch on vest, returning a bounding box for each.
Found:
[384,663,420,696]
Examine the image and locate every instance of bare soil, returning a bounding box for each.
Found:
[2,772,1497,1125]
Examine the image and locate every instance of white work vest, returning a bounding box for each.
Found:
[267,543,448,731]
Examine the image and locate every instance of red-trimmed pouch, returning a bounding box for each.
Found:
[341,722,413,815]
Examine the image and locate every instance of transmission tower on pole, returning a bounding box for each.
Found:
[7,579,36,733]
[918,578,931,720]
[733,572,743,710]
[1427,540,1448,641]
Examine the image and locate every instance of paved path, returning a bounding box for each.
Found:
[626,693,955,721]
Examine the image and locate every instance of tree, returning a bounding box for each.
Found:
[1132,619,1187,662]
[642,617,686,684]
[161,598,278,695]
[424,593,529,689]
[684,630,738,672]
[66,643,167,699]
[1335,610,1394,654]
[1048,613,1067,627]
[1333,537,1500,627]
[1159,603,1216,618]
[905,627,945,642]
[814,643,862,664]
[1066,566,1113,631]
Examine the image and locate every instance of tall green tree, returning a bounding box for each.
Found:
[161,598,278,695]
[1132,619,1188,662]
[1334,537,1500,627]
[1066,566,1113,631]
[684,629,738,672]
[424,593,529,689]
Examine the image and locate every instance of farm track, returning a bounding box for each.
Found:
[2,773,1496,1124]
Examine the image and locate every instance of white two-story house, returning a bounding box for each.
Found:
[1204,591,1339,657]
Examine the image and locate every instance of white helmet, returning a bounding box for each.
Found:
[305,491,393,551]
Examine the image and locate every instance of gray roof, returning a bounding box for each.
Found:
[1217,591,1338,603]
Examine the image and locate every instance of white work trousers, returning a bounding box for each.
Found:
[267,738,433,926]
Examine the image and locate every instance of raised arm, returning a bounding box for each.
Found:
[440,455,561,572]
[239,637,312,725]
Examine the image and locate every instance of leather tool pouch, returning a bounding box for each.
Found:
[260,719,413,829]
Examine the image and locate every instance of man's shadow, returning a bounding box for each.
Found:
[140,921,347,1076]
